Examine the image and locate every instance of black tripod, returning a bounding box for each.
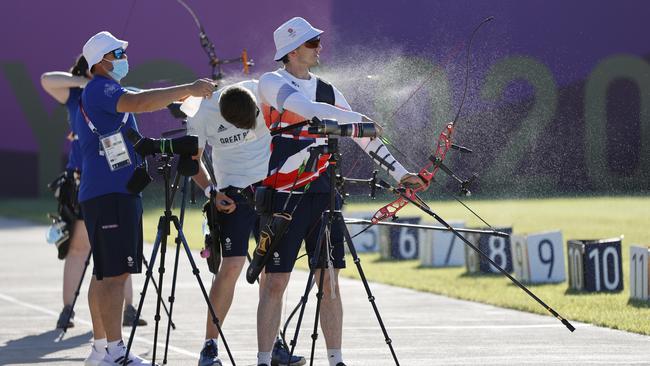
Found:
[59,226,174,337]
[123,154,235,365]
[286,137,400,366]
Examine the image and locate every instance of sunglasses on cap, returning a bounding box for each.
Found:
[109,48,127,59]
[303,36,321,49]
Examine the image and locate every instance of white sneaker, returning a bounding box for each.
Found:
[99,342,155,366]
[84,344,106,366]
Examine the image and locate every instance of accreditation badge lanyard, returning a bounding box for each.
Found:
[79,100,132,172]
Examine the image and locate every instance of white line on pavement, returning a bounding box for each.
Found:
[342,323,590,330]
[0,292,198,359]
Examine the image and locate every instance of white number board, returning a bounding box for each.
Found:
[420,220,466,267]
[511,231,565,284]
[630,246,650,301]
[464,228,513,274]
[567,241,585,290]
[567,237,623,292]
[344,213,381,253]
[464,232,481,273]
[379,217,421,260]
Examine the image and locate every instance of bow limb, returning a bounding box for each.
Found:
[371,121,453,223]
[175,0,204,30]
[370,17,493,224]
[174,0,222,80]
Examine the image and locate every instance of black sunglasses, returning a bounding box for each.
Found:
[303,36,321,49]
[110,48,127,59]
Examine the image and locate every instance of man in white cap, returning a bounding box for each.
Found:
[255,17,425,366]
[77,30,215,366]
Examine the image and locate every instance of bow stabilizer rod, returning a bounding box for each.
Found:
[344,218,509,237]
[380,180,575,332]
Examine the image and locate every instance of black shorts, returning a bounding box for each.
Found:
[81,193,143,280]
[217,188,258,257]
[265,192,345,273]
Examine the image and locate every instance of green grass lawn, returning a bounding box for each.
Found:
[2,195,649,335]
[334,197,650,335]
[0,198,57,224]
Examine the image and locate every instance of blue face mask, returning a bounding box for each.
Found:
[106,58,129,81]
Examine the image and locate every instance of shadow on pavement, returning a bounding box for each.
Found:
[0,329,92,365]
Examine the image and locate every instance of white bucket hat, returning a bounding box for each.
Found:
[82,31,128,67]
[273,17,323,61]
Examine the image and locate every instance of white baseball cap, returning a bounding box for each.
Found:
[273,17,323,61]
[82,31,128,67]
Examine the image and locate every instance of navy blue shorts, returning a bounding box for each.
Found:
[217,189,258,257]
[81,193,143,280]
[265,192,345,273]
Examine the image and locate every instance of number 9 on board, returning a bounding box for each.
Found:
[511,231,566,284]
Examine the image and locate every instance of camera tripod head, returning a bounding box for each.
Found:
[126,127,199,176]
[126,128,198,157]
[124,127,200,195]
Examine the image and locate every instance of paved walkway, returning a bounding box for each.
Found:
[1,218,649,365]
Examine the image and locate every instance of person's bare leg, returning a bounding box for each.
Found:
[316,269,342,349]
[205,256,246,339]
[123,274,133,306]
[88,275,106,339]
[63,220,90,305]
[257,272,290,352]
[95,272,129,341]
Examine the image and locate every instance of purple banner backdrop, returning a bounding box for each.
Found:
[323,0,650,195]
[0,0,648,197]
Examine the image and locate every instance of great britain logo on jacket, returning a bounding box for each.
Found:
[104,83,119,97]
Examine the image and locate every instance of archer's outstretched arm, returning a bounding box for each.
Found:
[330,87,426,188]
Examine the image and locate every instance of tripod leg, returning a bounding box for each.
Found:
[162,173,190,363]
[124,219,165,366]
[308,228,330,366]
[287,283,313,358]
[340,213,400,365]
[60,249,92,336]
[281,287,312,353]
[142,257,175,329]
[162,175,192,362]
[162,232,183,364]
[172,217,237,366]
[150,216,173,364]
[288,217,326,363]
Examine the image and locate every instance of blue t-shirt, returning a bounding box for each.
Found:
[75,75,140,202]
[65,87,83,171]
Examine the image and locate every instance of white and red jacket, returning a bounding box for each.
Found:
[258,68,408,192]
